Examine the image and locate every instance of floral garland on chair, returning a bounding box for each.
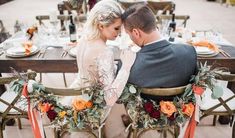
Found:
[11,78,107,131]
[117,63,226,129]
[10,63,225,132]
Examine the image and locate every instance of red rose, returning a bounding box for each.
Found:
[150,110,161,119]
[168,113,176,121]
[144,102,154,113]
[47,110,57,121]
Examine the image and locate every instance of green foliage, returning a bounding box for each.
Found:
[9,63,225,131]
[117,63,224,129]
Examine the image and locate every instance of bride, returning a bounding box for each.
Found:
[61,0,136,137]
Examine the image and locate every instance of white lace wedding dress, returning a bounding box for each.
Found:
[60,38,131,138]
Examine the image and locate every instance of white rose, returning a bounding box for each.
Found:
[129,85,137,94]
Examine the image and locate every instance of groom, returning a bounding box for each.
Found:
[121,4,197,100]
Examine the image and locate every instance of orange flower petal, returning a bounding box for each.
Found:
[85,101,93,108]
[182,103,195,117]
[72,99,87,111]
[192,85,205,95]
[160,101,177,117]
[39,103,52,113]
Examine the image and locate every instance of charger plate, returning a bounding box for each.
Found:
[6,45,40,58]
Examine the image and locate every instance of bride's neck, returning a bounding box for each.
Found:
[100,34,107,42]
[91,38,106,46]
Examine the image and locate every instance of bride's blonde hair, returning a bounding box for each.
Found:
[82,0,123,40]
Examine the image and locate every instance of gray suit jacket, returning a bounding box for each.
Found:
[128,39,197,88]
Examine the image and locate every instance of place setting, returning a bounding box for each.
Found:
[5,41,40,58]
[194,46,218,57]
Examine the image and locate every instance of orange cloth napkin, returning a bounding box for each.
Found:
[192,40,219,52]
[23,41,33,55]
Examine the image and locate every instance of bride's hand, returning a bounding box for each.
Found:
[120,49,136,71]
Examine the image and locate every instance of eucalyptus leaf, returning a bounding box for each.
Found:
[94,98,103,104]
[120,92,130,100]
[195,76,199,84]
[211,85,223,99]
[18,80,25,85]
[76,122,84,129]
[54,107,61,112]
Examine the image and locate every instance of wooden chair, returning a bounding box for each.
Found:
[147,1,175,15]
[199,73,235,138]
[128,85,187,138]
[0,70,105,138]
[58,0,87,30]
[0,70,36,138]
[36,15,70,26]
[58,0,86,15]
[118,1,146,9]
[36,14,86,30]
[44,87,98,138]
[156,15,190,28]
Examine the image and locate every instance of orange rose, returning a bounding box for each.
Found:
[38,102,52,113]
[72,99,87,111]
[85,101,93,108]
[160,101,177,117]
[182,103,195,117]
[192,85,205,95]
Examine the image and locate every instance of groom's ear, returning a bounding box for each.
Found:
[132,28,141,38]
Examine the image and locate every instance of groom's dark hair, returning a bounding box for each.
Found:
[121,4,156,33]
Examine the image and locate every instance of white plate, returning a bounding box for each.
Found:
[68,47,77,57]
[6,45,39,57]
[195,46,215,55]
[197,51,219,57]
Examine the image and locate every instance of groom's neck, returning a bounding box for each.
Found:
[143,30,161,46]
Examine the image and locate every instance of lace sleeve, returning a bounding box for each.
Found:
[97,48,130,106]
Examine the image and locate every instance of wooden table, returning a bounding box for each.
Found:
[1,44,235,91]
[1,45,235,72]
[0,47,77,73]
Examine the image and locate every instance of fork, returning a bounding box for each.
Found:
[61,46,73,58]
[0,50,4,56]
[219,49,231,58]
[61,50,68,58]
[37,47,47,58]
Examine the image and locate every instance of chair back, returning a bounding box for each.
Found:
[36,14,86,29]
[200,72,235,138]
[156,14,190,28]
[0,70,95,137]
[0,70,36,138]
[216,73,235,82]
[118,1,146,9]
[141,85,187,96]
[147,1,175,15]
[0,70,36,117]
[35,15,70,28]
[58,0,85,15]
